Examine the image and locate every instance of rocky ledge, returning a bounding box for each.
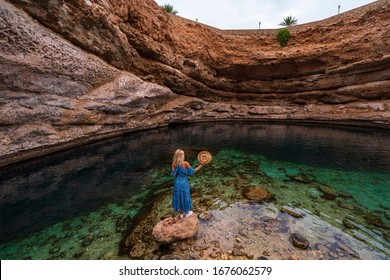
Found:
[1,0,389,166]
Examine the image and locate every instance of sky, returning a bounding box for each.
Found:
[154,0,376,29]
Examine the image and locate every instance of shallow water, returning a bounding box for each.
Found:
[0,122,389,259]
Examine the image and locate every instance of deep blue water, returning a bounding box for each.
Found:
[0,122,389,259]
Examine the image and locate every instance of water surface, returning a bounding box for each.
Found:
[0,122,389,259]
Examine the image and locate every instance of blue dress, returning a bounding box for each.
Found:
[171,165,195,213]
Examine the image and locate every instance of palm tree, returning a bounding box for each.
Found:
[160,4,178,15]
[279,16,298,26]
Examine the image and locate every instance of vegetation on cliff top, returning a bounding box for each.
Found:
[279,15,298,26]
[160,4,178,15]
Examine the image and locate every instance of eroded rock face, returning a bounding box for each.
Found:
[0,0,389,166]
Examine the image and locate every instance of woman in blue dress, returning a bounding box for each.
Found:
[171,149,204,219]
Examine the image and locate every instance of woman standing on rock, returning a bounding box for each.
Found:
[171,149,204,219]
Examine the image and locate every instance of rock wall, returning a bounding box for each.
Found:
[0,0,389,167]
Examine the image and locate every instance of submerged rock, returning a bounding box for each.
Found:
[244,186,275,202]
[198,211,213,221]
[379,204,390,211]
[364,214,389,229]
[317,185,338,200]
[116,215,131,233]
[49,246,61,254]
[337,200,355,211]
[339,192,353,199]
[290,233,309,249]
[152,215,199,244]
[286,173,312,183]
[336,242,360,259]
[281,206,304,218]
[81,233,95,247]
[308,188,322,199]
[342,217,357,229]
[73,249,86,259]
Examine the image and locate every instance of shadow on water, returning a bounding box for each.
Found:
[0,122,389,245]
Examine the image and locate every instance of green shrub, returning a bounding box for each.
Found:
[276,28,291,47]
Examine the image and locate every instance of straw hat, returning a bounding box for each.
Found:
[198,151,212,164]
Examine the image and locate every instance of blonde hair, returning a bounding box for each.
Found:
[172,149,185,167]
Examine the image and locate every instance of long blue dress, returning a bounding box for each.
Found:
[171,165,195,213]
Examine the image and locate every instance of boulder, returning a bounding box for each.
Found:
[152,215,199,244]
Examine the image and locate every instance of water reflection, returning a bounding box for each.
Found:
[0,122,389,243]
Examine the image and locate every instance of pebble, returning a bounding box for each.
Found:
[180,244,189,251]
[198,211,213,221]
[236,237,242,243]
[329,252,338,259]
[194,245,209,251]
[233,249,245,256]
[160,254,183,260]
[246,253,254,260]
[289,254,300,260]
[187,253,199,260]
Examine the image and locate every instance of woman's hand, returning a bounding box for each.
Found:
[195,164,203,172]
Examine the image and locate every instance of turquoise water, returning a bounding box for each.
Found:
[0,123,389,259]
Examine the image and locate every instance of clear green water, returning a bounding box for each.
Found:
[0,123,389,259]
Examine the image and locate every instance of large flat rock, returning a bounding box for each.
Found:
[152,215,199,244]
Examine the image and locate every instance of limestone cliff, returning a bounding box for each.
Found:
[0,0,389,166]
